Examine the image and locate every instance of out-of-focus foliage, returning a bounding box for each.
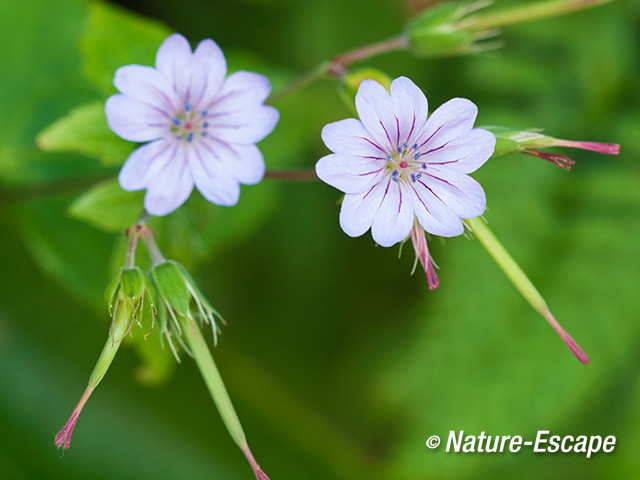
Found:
[0,0,639,479]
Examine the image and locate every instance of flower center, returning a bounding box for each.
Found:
[170,104,210,143]
[385,142,426,183]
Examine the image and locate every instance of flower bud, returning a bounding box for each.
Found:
[406,1,497,57]
[486,126,620,170]
[150,260,223,360]
[55,267,156,450]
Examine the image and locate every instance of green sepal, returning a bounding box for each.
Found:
[104,268,124,316]
[483,125,547,157]
[406,2,475,57]
[120,267,146,300]
[150,260,190,317]
[174,261,224,324]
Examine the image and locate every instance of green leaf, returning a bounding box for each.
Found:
[68,178,144,232]
[81,0,172,94]
[36,101,134,166]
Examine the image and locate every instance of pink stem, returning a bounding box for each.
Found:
[542,310,589,364]
[55,386,93,449]
[242,445,271,480]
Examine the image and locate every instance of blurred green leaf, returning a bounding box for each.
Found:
[68,178,144,233]
[81,0,172,94]
[36,101,135,167]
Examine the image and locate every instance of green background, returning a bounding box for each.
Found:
[1,0,639,479]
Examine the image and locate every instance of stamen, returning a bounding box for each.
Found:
[414,153,422,160]
[201,110,208,117]
[386,154,392,161]
[203,122,209,128]
[392,176,399,183]
[172,117,181,126]
[176,134,183,140]
[410,173,416,182]
[397,146,403,154]
[185,104,193,112]
[422,163,427,170]
[202,131,208,137]
[416,172,422,180]
[187,132,194,143]
[392,169,399,176]
[413,143,418,150]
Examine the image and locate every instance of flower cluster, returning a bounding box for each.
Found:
[316,76,495,288]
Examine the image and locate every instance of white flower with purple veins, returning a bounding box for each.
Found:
[106,33,279,216]
[316,77,495,289]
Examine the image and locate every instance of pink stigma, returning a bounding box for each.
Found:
[399,161,408,168]
[185,122,193,130]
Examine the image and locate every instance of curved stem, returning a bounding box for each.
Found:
[264,169,319,182]
[269,34,409,103]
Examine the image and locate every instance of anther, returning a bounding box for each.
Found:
[185,104,193,112]
[172,117,181,126]
[414,153,421,160]
[187,132,194,143]
[386,154,392,161]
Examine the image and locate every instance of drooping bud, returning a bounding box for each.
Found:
[406,1,499,57]
[55,267,156,450]
[486,126,620,170]
[406,0,613,58]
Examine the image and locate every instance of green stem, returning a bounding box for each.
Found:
[179,316,247,449]
[461,0,612,31]
[465,217,588,364]
[140,224,166,266]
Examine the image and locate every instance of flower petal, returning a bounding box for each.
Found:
[409,179,465,237]
[105,94,168,142]
[118,139,176,191]
[113,65,178,114]
[424,128,496,174]
[155,33,193,101]
[316,153,385,194]
[209,105,279,145]
[189,139,241,206]
[187,38,227,108]
[355,79,399,152]
[339,181,389,239]
[389,76,428,147]
[321,119,386,157]
[143,145,194,216]
[415,98,478,152]
[422,168,486,219]
[370,181,414,247]
[207,71,272,112]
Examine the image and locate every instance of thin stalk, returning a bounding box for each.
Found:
[465,217,589,364]
[461,0,613,31]
[179,316,270,480]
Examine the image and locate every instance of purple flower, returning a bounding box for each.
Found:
[106,33,279,216]
[316,77,495,288]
